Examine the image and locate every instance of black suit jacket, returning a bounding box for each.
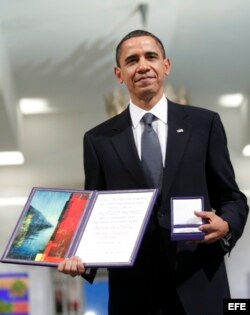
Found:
[83,100,249,315]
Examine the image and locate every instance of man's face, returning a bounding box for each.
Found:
[114,36,170,104]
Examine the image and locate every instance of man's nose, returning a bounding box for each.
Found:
[138,58,150,72]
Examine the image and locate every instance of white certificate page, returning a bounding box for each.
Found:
[75,190,156,266]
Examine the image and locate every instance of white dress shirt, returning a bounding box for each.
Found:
[129,95,168,167]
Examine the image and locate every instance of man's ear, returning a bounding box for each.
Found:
[164,58,171,77]
[114,66,123,84]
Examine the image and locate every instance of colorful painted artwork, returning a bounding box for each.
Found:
[0,273,29,315]
[1,188,93,266]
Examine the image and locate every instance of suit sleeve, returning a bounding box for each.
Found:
[80,132,106,283]
[206,113,249,248]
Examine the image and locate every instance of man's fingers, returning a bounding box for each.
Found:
[194,211,215,219]
[57,256,85,276]
[57,259,67,272]
[76,259,85,274]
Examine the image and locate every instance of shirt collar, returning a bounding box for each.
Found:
[129,95,168,128]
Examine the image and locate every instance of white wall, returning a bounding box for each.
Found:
[226,198,250,298]
[0,25,20,150]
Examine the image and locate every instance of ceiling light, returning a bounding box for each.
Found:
[242,144,250,157]
[19,98,53,115]
[0,197,27,207]
[219,93,244,108]
[0,151,24,165]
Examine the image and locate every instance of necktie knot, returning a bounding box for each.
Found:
[142,113,154,126]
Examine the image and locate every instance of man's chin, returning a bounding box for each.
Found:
[138,89,156,102]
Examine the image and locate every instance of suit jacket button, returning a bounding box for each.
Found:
[158,212,165,218]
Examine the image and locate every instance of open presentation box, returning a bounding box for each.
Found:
[171,197,205,241]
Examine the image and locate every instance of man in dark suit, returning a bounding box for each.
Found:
[58,30,249,315]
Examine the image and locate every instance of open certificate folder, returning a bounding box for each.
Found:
[1,187,158,267]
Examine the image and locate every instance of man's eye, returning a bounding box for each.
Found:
[127,58,137,64]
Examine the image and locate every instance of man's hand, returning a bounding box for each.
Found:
[195,211,230,244]
[57,256,85,277]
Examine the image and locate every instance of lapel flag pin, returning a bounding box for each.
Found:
[177,129,184,133]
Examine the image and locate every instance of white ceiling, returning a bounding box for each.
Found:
[0,0,250,209]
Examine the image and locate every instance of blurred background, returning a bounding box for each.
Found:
[0,1,249,314]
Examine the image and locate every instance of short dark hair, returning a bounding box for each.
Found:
[115,29,166,66]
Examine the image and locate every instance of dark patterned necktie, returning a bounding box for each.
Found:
[141,113,163,188]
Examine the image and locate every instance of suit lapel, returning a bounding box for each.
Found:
[108,102,192,192]
[161,101,192,200]
[110,108,149,187]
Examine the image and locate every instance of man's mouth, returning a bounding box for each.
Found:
[135,76,155,83]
